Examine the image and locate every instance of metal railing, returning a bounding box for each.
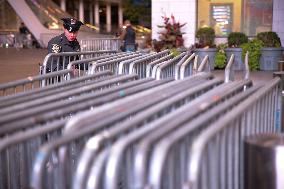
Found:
[40,50,117,75]
[30,73,214,189]
[0,69,72,96]
[187,77,282,189]
[80,38,122,52]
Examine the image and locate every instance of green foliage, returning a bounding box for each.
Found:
[228,32,248,47]
[170,48,181,57]
[122,0,151,25]
[214,43,227,69]
[256,31,282,47]
[154,15,186,52]
[196,27,215,48]
[241,39,264,71]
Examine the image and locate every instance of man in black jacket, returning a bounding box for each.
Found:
[119,20,136,52]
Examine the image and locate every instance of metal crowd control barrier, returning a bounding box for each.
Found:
[177,53,197,80]
[40,50,117,75]
[155,52,187,80]
[224,52,250,83]
[0,69,72,96]
[197,55,210,72]
[67,52,138,77]
[30,73,214,189]
[146,54,173,78]
[127,50,171,78]
[187,77,282,189]
[0,74,139,126]
[90,53,149,75]
[104,80,253,189]
[0,78,172,137]
[0,70,113,108]
[80,38,122,51]
[74,78,221,189]
[0,78,173,189]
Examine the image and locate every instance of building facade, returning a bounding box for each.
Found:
[52,0,123,33]
[152,0,284,47]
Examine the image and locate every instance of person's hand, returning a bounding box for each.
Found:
[72,65,79,77]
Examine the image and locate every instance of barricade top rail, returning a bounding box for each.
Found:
[244,51,250,80]
[104,79,253,188]
[155,52,188,80]
[65,53,121,70]
[42,50,117,67]
[224,54,235,83]
[64,72,214,131]
[0,69,72,91]
[0,74,122,116]
[0,78,162,136]
[73,78,222,189]
[197,55,210,72]
[158,52,187,70]
[187,77,281,189]
[0,70,113,106]
[146,54,174,78]
[0,74,139,125]
[175,53,193,80]
[179,53,198,80]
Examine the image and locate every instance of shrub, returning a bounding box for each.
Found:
[241,39,264,71]
[256,31,281,47]
[227,32,248,47]
[214,43,227,69]
[156,14,186,50]
[196,27,215,48]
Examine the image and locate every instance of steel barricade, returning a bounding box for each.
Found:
[224,54,235,83]
[0,120,66,189]
[0,78,169,189]
[80,38,122,52]
[155,52,187,80]
[103,80,253,189]
[128,50,171,78]
[187,77,282,189]
[179,53,198,80]
[30,73,214,189]
[197,55,210,72]
[74,74,218,189]
[91,53,148,75]
[40,50,117,75]
[65,53,125,78]
[0,70,113,108]
[0,78,164,136]
[0,69,72,96]
[223,51,250,83]
[118,53,154,76]
[0,75,139,126]
[146,54,173,78]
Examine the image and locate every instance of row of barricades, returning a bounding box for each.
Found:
[0,49,282,189]
[1,49,247,96]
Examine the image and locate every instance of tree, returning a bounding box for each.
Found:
[122,0,151,27]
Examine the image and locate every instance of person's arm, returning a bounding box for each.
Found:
[119,28,126,40]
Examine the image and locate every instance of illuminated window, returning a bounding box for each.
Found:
[197,0,273,37]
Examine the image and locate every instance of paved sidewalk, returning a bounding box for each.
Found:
[0,48,47,84]
[0,48,276,85]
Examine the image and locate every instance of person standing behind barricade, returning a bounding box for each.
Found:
[19,22,30,48]
[47,18,84,73]
[119,20,136,52]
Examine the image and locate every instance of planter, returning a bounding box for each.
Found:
[260,47,283,71]
[225,48,243,70]
[194,48,217,70]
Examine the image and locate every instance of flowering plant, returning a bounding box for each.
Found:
[154,14,186,51]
